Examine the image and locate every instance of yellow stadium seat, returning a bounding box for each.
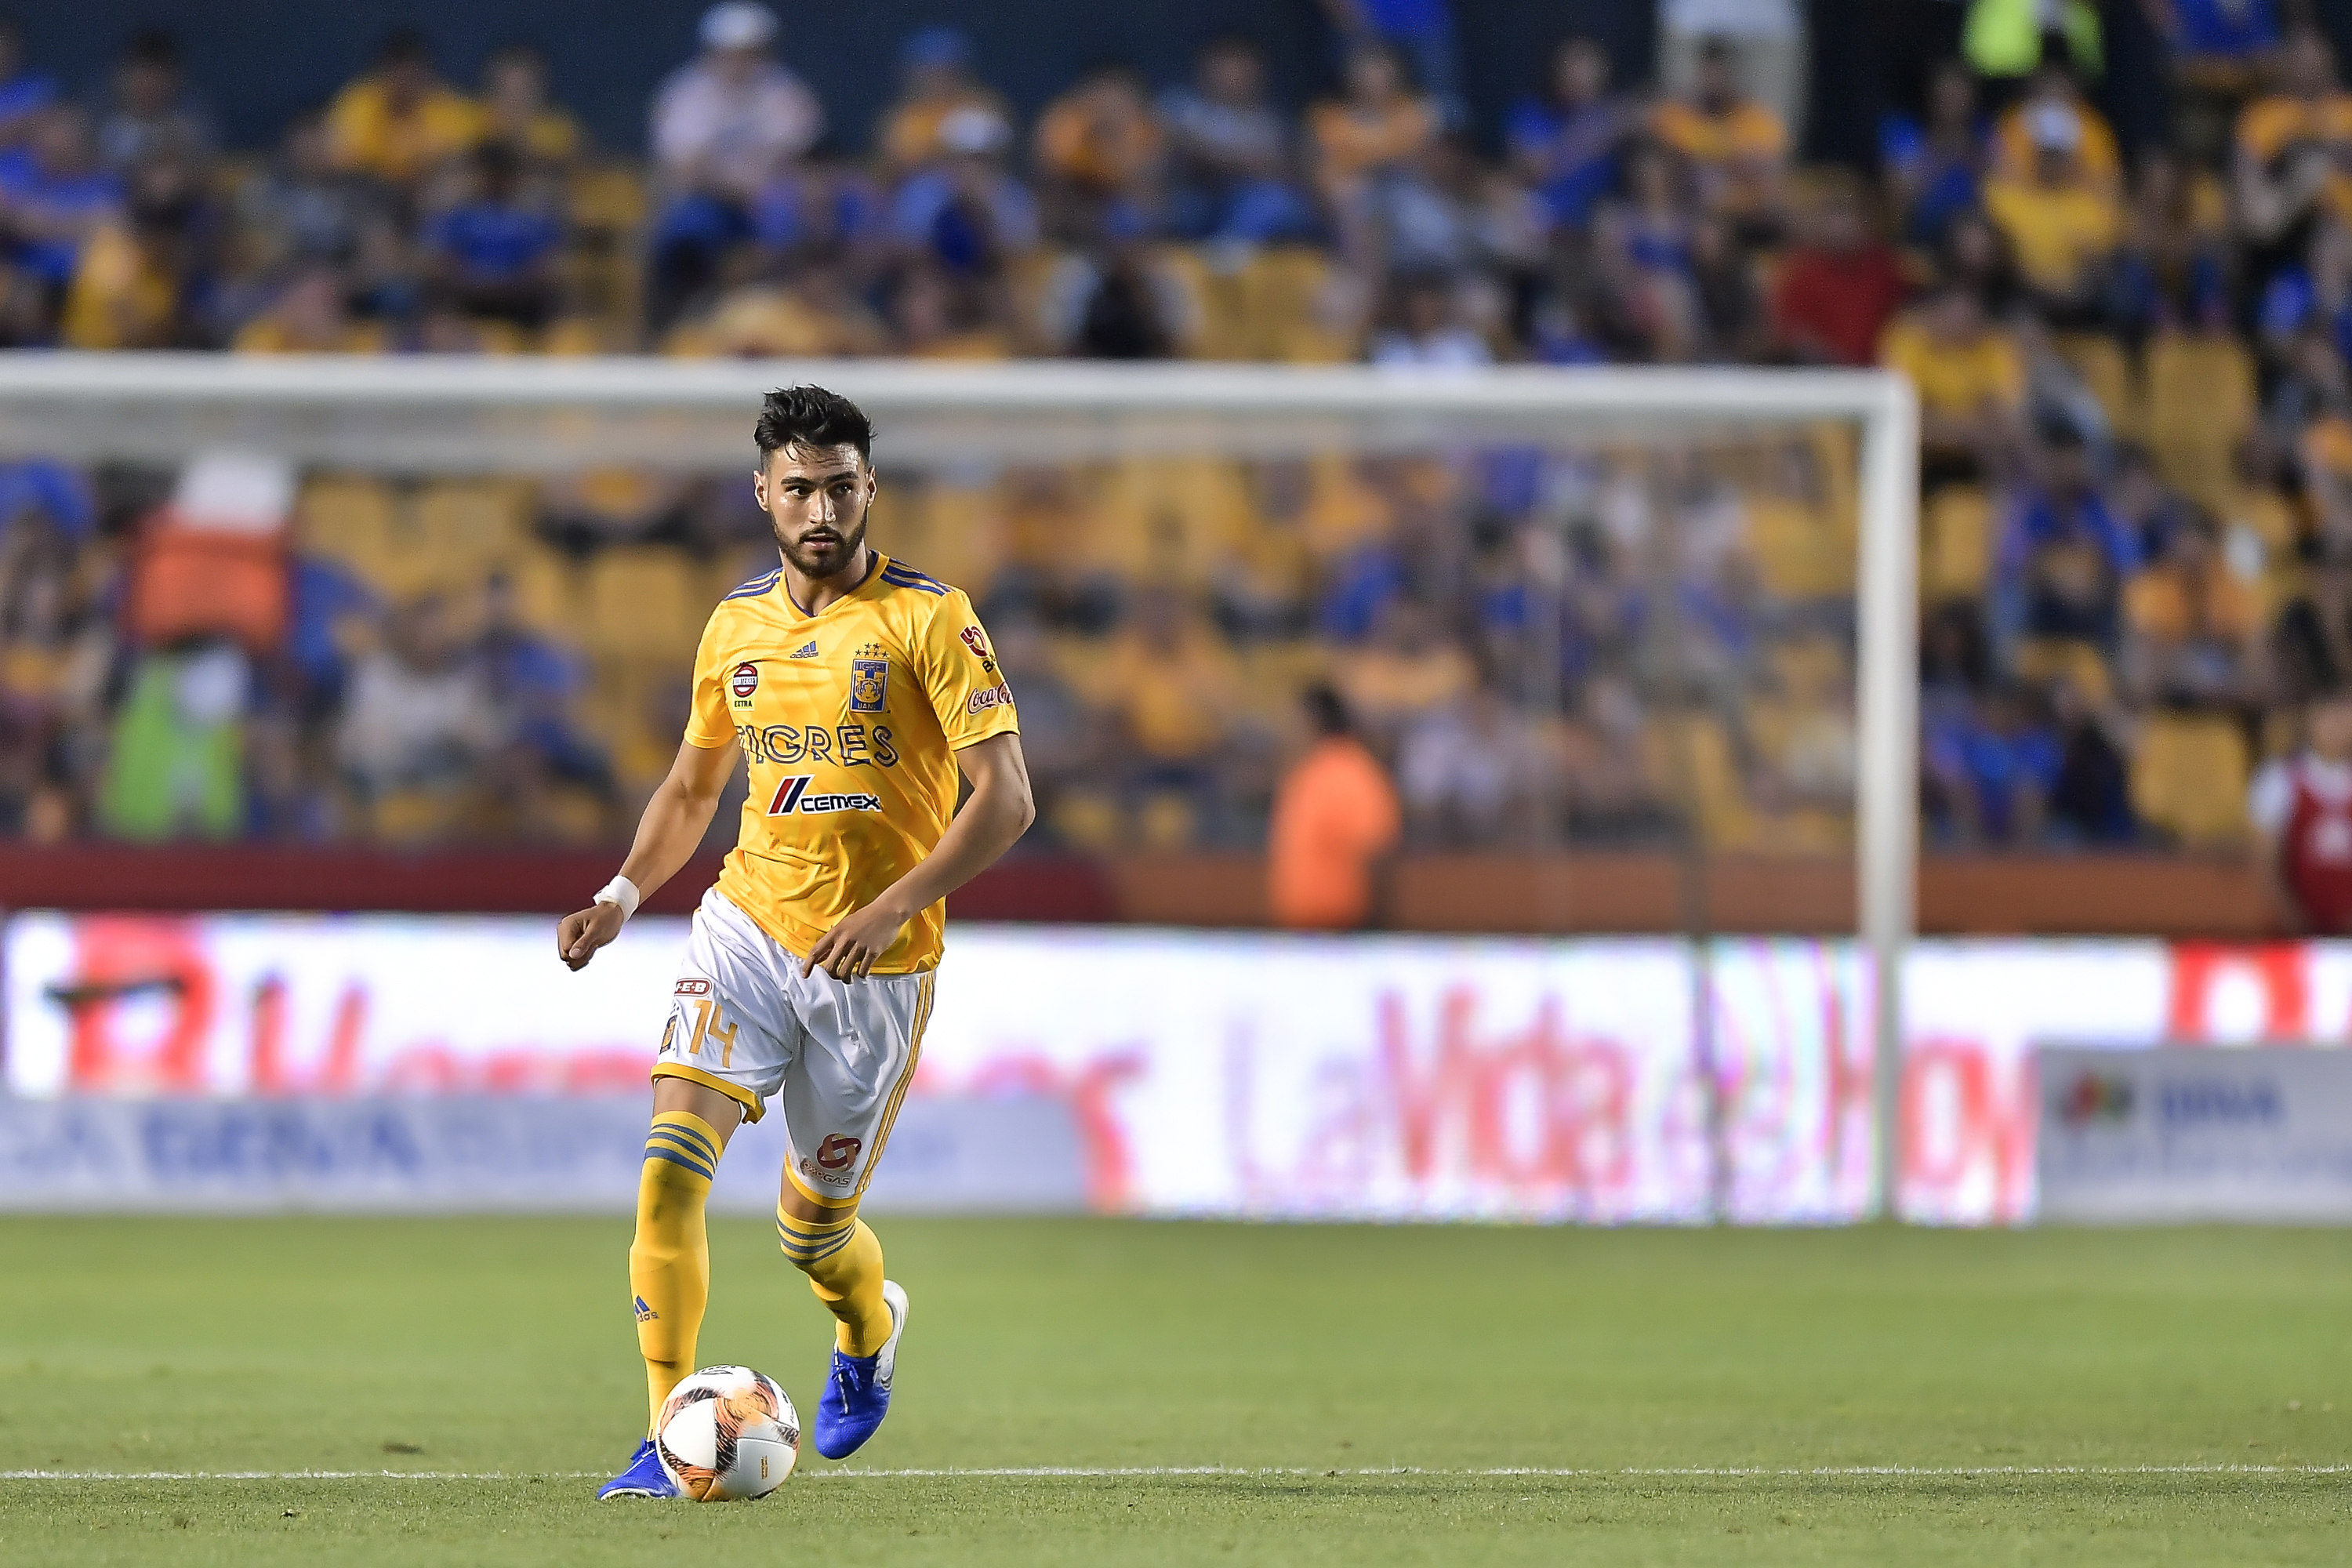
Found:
[296,475,401,579]
[1643,712,1758,849]
[2131,713,2249,847]
[1922,485,1995,601]
[415,479,533,564]
[1241,247,1357,362]
[567,164,648,234]
[1152,245,1251,360]
[2053,332,2138,440]
[2144,334,2254,513]
[1092,458,1259,586]
[500,545,583,633]
[1746,494,1854,599]
[2013,637,2112,703]
[579,548,706,662]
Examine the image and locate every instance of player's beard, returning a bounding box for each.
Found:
[777,512,868,582]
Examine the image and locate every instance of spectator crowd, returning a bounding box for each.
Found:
[0,2,2347,858]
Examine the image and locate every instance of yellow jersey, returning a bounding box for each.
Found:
[684,552,1018,971]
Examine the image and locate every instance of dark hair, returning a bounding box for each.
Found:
[1302,681,1352,738]
[376,26,432,67]
[756,385,875,466]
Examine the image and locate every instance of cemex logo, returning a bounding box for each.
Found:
[766,775,882,815]
[2055,1071,2134,1128]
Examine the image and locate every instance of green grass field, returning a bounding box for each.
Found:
[2,1216,2350,1565]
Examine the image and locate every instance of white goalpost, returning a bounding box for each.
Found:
[0,354,1919,1214]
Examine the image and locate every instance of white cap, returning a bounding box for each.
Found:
[938,104,1010,155]
[2027,101,2081,153]
[700,2,778,52]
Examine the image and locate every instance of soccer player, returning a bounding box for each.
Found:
[558,386,1033,1497]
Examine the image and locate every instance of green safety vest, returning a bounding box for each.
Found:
[1965,0,2103,79]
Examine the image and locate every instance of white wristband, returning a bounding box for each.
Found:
[593,875,642,921]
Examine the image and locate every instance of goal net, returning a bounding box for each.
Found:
[0,354,1917,1220]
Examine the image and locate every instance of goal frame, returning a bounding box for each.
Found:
[0,354,1919,1214]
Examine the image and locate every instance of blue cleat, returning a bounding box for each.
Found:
[597,1438,679,1500]
[814,1279,908,1460]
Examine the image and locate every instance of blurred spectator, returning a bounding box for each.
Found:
[0,106,120,310]
[647,2,822,326]
[875,26,1005,179]
[60,158,203,349]
[473,572,612,810]
[1399,674,1550,844]
[1268,681,1400,927]
[0,20,56,147]
[1879,278,2026,480]
[1926,682,2060,844]
[1337,597,1475,735]
[1886,58,1985,247]
[2275,546,2352,700]
[325,28,479,194]
[335,594,495,800]
[1770,176,1904,365]
[666,258,887,358]
[1159,35,1315,249]
[1369,272,1490,366]
[2044,667,2134,841]
[2154,0,2281,87]
[2114,148,2233,336]
[94,27,212,172]
[2231,26,2352,252]
[884,261,1011,359]
[1687,212,1766,361]
[1592,140,1700,361]
[234,264,386,354]
[1040,237,1192,359]
[751,154,884,270]
[1310,42,1440,264]
[1994,420,2138,653]
[887,106,1036,282]
[1983,100,2122,320]
[478,45,581,172]
[2121,508,2263,706]
[1991,47,2122,194]
[235,109,384,280]
[97,645,245,841]
[1649,35,1787,238]
[2260,218,2352,367]
[1314,0,1461,125]
[2250,687,2352,933]
[424,141,561,329]
[1100,586,1239,794]
[1033,63,1162,241]
[1507,36,1634,237]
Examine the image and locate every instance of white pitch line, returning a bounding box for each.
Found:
[5,1465,2349,1482]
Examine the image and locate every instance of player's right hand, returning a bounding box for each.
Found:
[557,902,627,971]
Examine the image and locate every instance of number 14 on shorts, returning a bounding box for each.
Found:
[666,978,739,1067]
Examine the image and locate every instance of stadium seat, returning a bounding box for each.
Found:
[502,544,583,633]
[1152,245,1252,361]
[415,480,534,567]
[2013,637,2112,703]
[2144,334,2254,513]
[1922,485,1994,601]
[2052,333,2138,440]
[2130,713,2249,846]
[1241,248,1357,363]
[1094,458,1258,586]
[1745,494,1854,599]
[1643,712,1759,849]
[580,548,705,662]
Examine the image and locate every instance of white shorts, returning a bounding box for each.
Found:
[652,888,934,1205]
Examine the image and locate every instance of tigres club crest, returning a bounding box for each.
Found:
[849,658,887,713]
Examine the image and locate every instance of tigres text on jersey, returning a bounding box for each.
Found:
[683,553,1018,971]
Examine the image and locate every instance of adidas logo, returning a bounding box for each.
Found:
[789,641,818,659]
[633,1295,659,1323]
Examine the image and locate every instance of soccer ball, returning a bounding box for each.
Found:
[654,1366,799,1501]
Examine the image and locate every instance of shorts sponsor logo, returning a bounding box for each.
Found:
[730,662,760,709]
[766,775,882,815]
[966,681,1014,716]
[800,1157,855,1188]
[814,1133,862,1171]
[849,658,888,713]
[675,978,713,996]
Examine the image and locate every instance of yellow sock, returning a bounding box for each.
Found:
[630,1112,720,1430]
[777,1206,892,1356]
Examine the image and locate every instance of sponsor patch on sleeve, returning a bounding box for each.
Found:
[966,681,1014,716]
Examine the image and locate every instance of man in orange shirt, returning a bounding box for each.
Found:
[1269,683,1401,930]
[1649,37,1786,234]
[2234,26,2352,242]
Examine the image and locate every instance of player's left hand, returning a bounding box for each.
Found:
[805,898,912,982]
